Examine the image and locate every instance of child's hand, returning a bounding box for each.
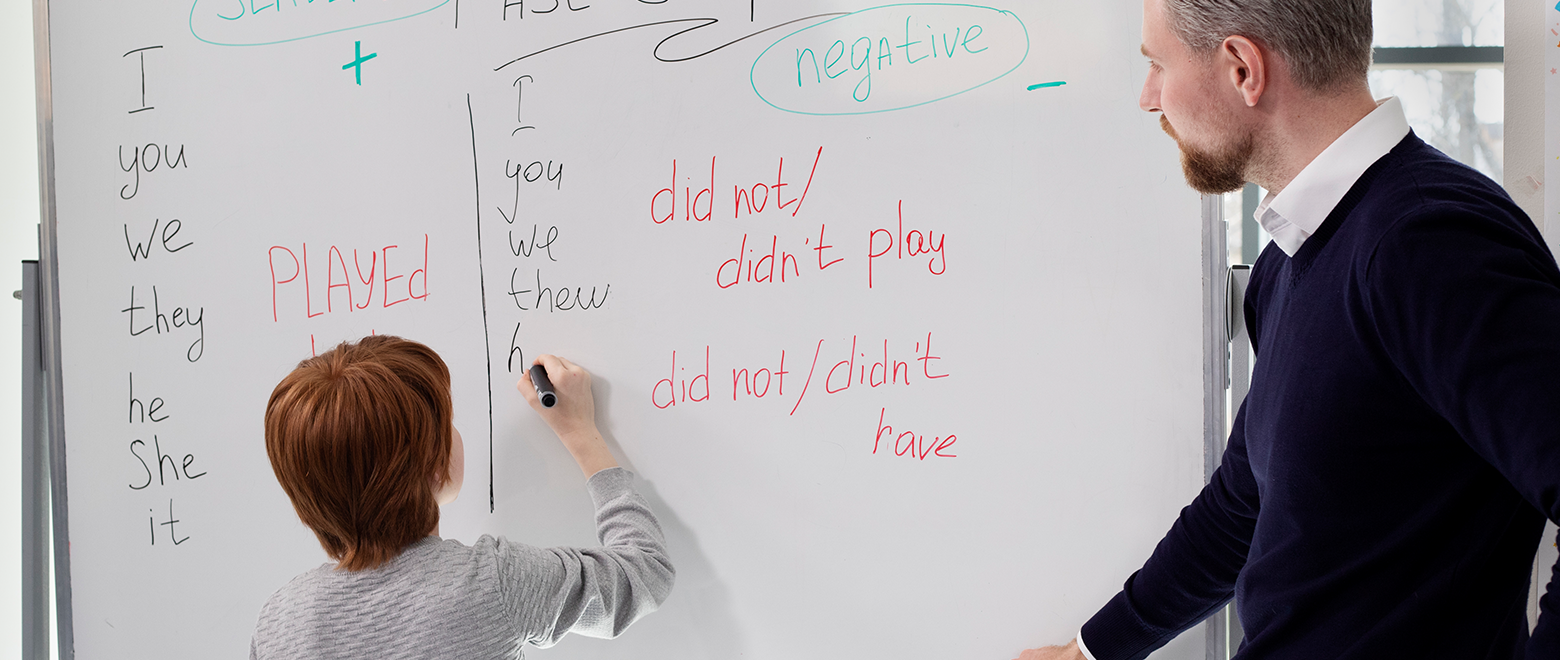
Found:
[518,355,618,477]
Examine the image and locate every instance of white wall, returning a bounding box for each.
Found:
[2,0,42,653]
[1505,0,1546,232]
[1506,0,1560,628]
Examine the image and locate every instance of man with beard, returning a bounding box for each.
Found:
[1016,1,1560,659]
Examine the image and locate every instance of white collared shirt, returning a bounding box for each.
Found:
[1254,97,1412,256]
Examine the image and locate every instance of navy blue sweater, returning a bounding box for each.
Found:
[1081,134,1560,659]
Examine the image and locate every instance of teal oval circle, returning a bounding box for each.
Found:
[189,0,449,47]
[751,3,1030,116]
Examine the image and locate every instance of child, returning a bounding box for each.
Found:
[251,335,674,659]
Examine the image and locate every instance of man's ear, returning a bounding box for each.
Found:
[1221,35,1266,107]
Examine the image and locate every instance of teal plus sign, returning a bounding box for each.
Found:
[343,41,377,85]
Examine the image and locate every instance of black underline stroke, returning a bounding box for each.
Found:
[493,12,848,71]
[466,94,496,514]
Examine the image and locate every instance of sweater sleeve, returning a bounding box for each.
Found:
[1361,205,1560,657]
[493,467,676,647]
[1079,402,1260,660]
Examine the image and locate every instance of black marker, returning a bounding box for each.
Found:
[528,364,557,408]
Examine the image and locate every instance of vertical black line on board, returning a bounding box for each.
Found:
[455,0,460,28]
[467,94,494,513]
[750,0,754,21]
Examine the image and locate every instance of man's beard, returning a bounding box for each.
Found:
[1161,114,1253,195]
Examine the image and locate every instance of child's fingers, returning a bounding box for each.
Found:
[533,353,568,378]
[516,377,540,405]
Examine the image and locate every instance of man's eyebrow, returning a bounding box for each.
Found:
[1141,44,1153,58]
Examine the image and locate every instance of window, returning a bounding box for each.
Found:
[1226,0,1506,266]
[1371,0,1505,182]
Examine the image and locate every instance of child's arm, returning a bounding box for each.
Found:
[498,354,674,645]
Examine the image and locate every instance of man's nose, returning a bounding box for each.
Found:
[1140,71,1161,113]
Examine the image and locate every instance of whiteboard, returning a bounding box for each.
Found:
[42,0,1209,658]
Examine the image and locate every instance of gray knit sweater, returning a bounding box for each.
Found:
[249,468,674,659]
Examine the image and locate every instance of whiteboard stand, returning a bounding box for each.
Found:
[1200,194,1233,660]
[1227,265,1252,413]
[21,257,51,660]
[1220,263,1254,658]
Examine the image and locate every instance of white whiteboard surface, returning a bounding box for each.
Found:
[44,1,1208,658]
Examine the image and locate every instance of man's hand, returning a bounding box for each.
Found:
[1014,639,1087,660]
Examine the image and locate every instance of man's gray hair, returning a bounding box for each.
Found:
[1164,0,1373,92]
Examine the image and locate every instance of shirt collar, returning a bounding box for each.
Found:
[1254,97,1411,256]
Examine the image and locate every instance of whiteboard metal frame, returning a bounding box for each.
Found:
[1200,195,1231,660]
[31,0,75,655]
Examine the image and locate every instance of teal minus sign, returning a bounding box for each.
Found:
[1027,81,1067,90]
